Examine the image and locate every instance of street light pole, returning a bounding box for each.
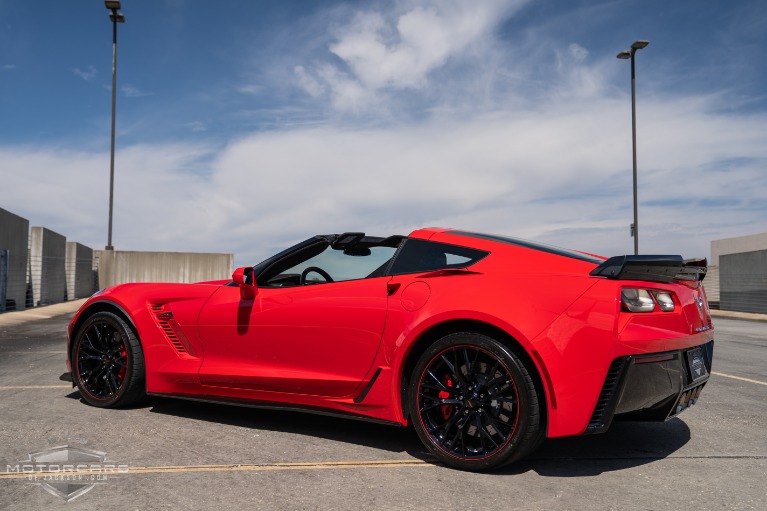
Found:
[617,40,649,256]
[105,1,125,251]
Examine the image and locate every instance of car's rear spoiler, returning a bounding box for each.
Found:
[589,255,707,283]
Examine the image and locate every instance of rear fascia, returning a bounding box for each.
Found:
[527,276,714,438]
[585,340,713,433]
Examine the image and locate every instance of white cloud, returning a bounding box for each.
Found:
[237,84,261,95]
[568,43,589,62]
[3,1,765,270]
[2,64,16,71]
[316,63,377,113]
[3,92,765,266]
[121,84,152,97]
[296,0,529,112]
[183,121,207,132]
[73,65,97,81]
[0,143,217,251]
[331,1,524,90]
[293,65,324,98]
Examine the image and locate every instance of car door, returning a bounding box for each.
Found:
[197,243,395,397]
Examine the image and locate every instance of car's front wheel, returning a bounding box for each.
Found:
[409,332,541,471]
[71,311,145,408]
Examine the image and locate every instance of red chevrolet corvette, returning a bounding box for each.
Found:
[65,228,713,471]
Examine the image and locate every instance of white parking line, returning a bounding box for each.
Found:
[711,371,767,386]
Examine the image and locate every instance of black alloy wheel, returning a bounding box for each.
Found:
[72,311,145,408]
[409,332,541,471]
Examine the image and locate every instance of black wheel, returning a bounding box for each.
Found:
[409,332,541,471]
[71,311,145,408]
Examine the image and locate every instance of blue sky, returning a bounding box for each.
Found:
[2,0,766,266]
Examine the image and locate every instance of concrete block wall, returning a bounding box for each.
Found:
[96,250,233,289]
[0,207,30,311]
[29,227,67,307]
[66,242,97,300]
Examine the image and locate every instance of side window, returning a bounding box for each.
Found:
[291,245,396,282]
[263,243,397,286]
[388,239,488,275]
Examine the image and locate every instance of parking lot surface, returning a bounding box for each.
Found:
[0,306,765,510]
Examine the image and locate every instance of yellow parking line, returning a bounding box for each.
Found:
[128,459,431,474]
[0,385,72,390]
[1,351,67,354]
[0,459,432,479]
[711,371,767,386]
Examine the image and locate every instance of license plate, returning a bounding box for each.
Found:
[686,347,708,382]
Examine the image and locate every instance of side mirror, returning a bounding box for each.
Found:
[232,267,257,300]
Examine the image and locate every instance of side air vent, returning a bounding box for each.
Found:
[585,357,630,434]
[158,319,186,353]
[149,304,193,355]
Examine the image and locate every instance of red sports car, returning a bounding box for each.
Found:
[65,228,713,471]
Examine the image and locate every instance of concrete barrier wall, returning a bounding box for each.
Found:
[711,232,767,265]
[704,265,719,308]
[720,250,767,314]
[0,207,30,311]
[66,242,97,299]
[96,250,233,289]
[2,206,234,313]
[29,227,67,307]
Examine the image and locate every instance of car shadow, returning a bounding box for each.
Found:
[504,419,692,476]
[145,395,427,456]
[66,390,691,475]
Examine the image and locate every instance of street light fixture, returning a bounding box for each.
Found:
[105,0,125,251]
[617,39,649,256]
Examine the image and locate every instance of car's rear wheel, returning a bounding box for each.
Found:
[72,311,145,408]
[409,332,541,471]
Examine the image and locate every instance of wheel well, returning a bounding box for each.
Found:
[400,319,548,430]
[68,301,138,359]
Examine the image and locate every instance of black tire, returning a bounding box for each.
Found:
[409,332,541,471]
[71,311,145,408]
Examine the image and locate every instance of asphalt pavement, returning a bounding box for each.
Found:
[0,304,764,510]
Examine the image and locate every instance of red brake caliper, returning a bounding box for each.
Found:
[117,344,127,381]
[439,376,453,421]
